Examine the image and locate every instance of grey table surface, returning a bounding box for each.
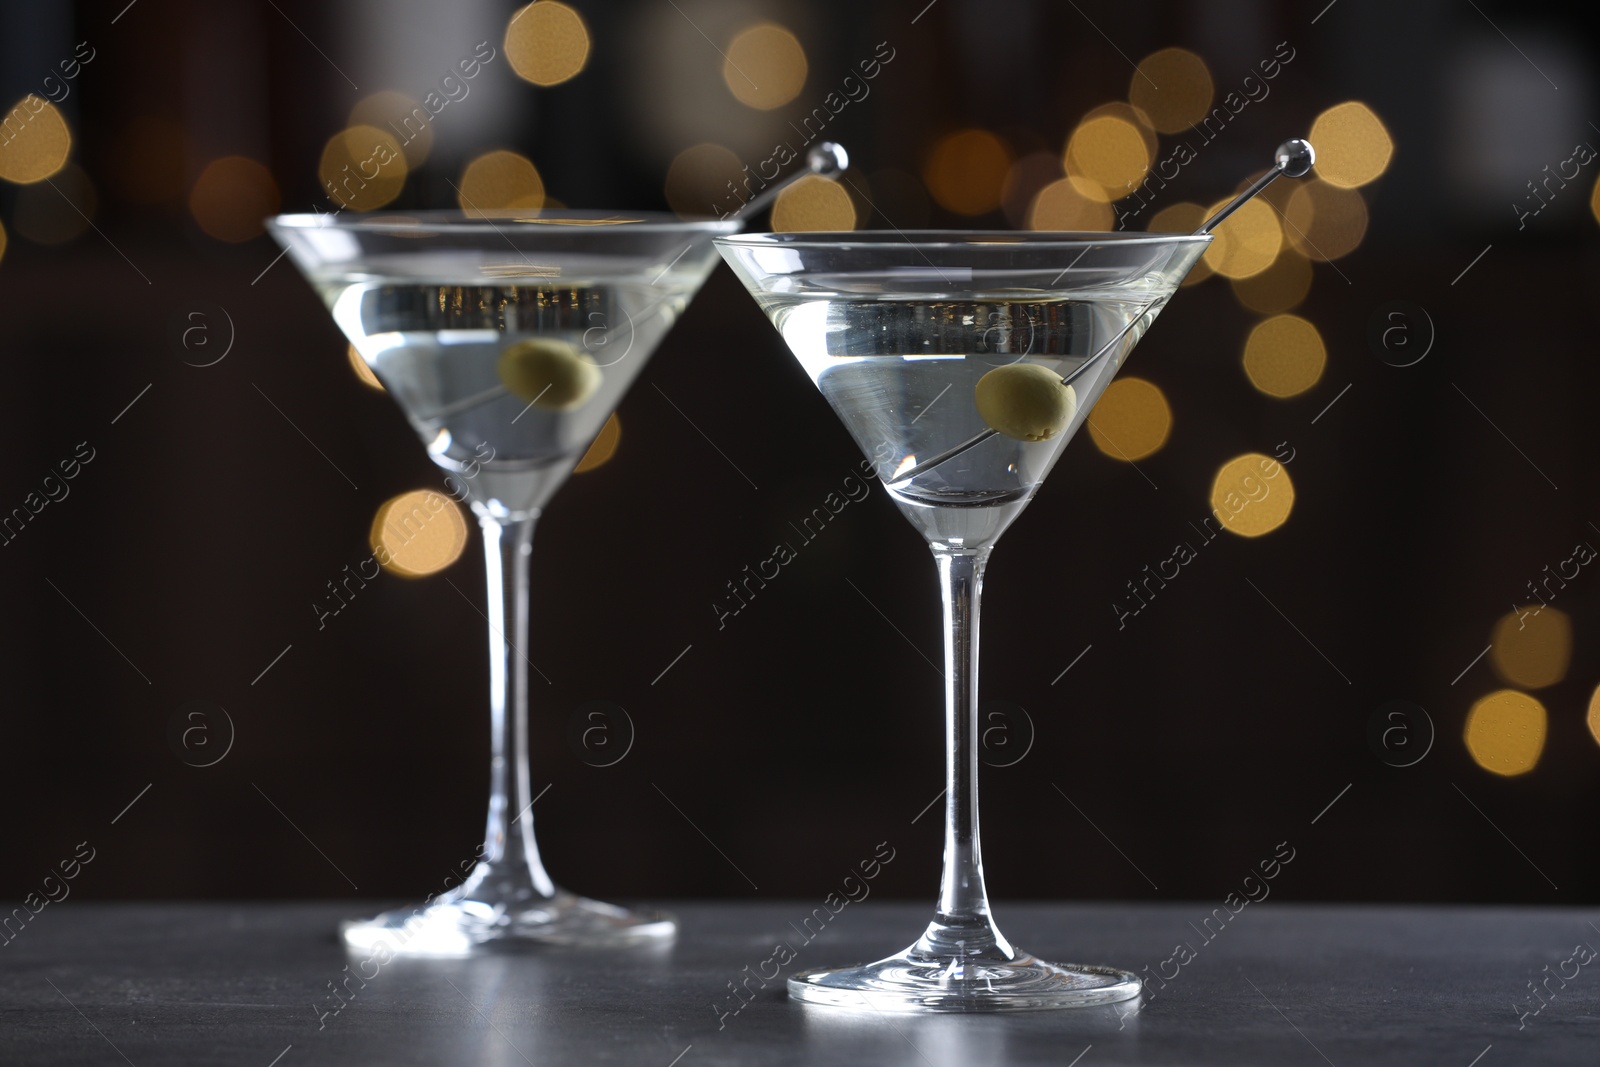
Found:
[1,901,1594,1065]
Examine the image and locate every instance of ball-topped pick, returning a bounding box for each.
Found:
[1197,136,1317,234]
[908,137,1320,481]
[1274,138,1315,178]
[735,141,851,220]
[806,141,849,180]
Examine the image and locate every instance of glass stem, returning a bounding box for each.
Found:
[916,546,1015,961]
[465,512,556,903]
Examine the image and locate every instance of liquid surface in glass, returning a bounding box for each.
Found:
[762,289,1159,546]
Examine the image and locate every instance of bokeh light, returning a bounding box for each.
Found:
[771,174,855,231]
[1028,177,1112,230]
[319,125,408,211]
[1309,101,1393,189]
[1203,197,1282,278]
[1064,114,1151,202]
[370,490,469,578]
[924,129,1011,216]
[1087,377,1172,460]
[1588,684,1600,749]
[1591,175,1600,227]
[1081,102,1157,158]
[1148,202,1212,286]
[574,412,622,473]
[664,142,743,217]
[347,344,384,391]
[1490,606,1571,689]
[457,150,545,213]
[111,115,186,204]
[505,1,591,86]
[1242,314,1326,398]
[1285,180,1368,261]
[1231,247,1312,314]
[1129,48,1214,134]
[0,218,7,264]
[12,163,95,244]
[190,156,280,242]
[0,96,72,183]
[1002,151,1063,228]
[723,23,807,109]
[1210,452,1294,537]
[1464,690,1546,776]
[350,91,433,167]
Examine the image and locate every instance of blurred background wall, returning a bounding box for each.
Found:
[1,0,1597,908]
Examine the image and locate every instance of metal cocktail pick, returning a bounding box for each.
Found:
[734,142,850,219]
[891,138,1315,485]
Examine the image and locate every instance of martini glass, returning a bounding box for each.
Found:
[716,230,1211,1010]
[269,210,740,954]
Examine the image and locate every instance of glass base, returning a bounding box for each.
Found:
[787,943,1139,1012]
[341,891,675,957]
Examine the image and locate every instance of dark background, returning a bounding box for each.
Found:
[1,0,1595,912]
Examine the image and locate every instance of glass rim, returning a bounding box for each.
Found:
[715,230,1212,250]
[267,209,743,235]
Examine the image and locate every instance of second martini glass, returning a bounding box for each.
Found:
[718,230,1211,1010]
[270,211,739,953]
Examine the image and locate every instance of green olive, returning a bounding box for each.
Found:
[497,339,601,411]
[974,362,1077,442]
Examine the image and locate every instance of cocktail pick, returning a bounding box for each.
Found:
[890,138,1315,486]
[1196,138,1316,233]
[733,142,850,220]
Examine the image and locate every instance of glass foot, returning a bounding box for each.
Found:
[788,944,1139,1012]
[341,891,675,957]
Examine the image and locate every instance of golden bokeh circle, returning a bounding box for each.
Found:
[1309,101,1393,189]
[1129,48,1214,134]
[1464,689,1546,777]
[664,142,743,218]
[457,150,545,213]
[1148,202,1213,286]
[0,96,72,184]
[1285,180,1368,261]
[1028,177,1112,230]
[370,490,469,578]
[1231,247,1312,314]
[924,130,1012,216]
[1587,684,1600,749]
[1489,606,1571,689]
[1002,152,1064,228]
[772,174,856,231]
[574,412,622,473]
[1064,115,1151,202]
[1591,175,1600,227]
[350,91,433,166]
[190,156,281,243]
[1081,102,1157,160]
[319,125,408,211]
[1242,314,1326,398]
[1087,377,1172,461]
[1203,197,1281,278]
[347,343,385,392]
[1210,452,1294,537]
[505,1,591,86]
[723,23,807,110]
